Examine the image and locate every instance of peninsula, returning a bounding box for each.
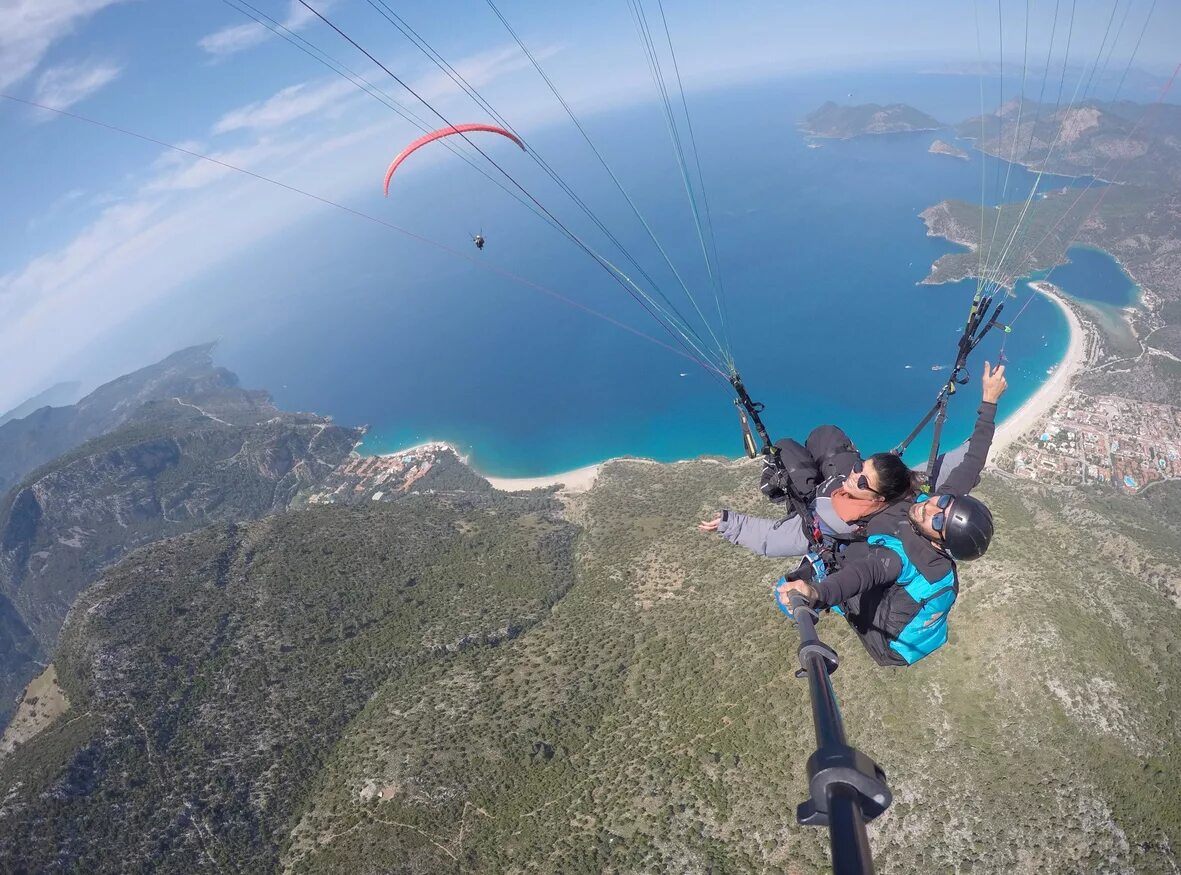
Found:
[956,98,1181,189]
[929,138,969,160]
[918,94,1181,492]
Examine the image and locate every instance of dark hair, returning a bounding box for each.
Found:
[867,452,919,502]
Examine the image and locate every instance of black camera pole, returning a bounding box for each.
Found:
[787,593,892,875]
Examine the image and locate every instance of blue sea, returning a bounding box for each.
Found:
[138,70,1135,476]
[1043,245,1139,307]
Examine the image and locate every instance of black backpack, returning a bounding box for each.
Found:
[759,437,821,504]
[760,425,863,505]
[805,425,861,483]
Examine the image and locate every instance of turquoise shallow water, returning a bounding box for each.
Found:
[118,70,1129,477]
[1020,245,1141,357]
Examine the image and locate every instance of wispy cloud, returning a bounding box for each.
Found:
[0,0,129,91]
[0,80,396,409]
[0,200,160,323]
[143,138,303,193]
[197,21,270,57]
[32,60,122,111]
[211,79,357,135]
[198,0,327,57]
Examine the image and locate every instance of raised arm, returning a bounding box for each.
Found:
[932,361,1008,495]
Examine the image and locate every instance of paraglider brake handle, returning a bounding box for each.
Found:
[729,371,775,456]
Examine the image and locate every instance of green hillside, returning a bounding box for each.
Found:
[2,458,1178,873]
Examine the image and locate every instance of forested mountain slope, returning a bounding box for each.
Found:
[2,458,1178,873]
[0,356,363,731]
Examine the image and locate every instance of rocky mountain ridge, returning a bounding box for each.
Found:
[0,382,82,428]
[0,345,236,498]
[0,348,365,731]
[956,99,1181,189]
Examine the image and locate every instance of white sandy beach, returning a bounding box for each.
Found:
[991,281,1087,456]
[378,440,602,493]
[375,440,457,457]
[483,463,601,494]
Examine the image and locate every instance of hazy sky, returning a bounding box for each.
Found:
[1,0,1177,409]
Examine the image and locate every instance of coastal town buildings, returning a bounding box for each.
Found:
[1000,390,1181,491]
[305,442,453,505]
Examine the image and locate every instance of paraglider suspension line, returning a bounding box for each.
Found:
[295,0,730,381]
[893,293,1006,480]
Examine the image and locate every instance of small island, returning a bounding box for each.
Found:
[929,138,969,160]
[800,101,942,139]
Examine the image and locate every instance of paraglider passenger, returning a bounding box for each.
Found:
[698,449,915,556]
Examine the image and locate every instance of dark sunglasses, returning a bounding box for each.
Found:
[851,460,884,497]
[929,493,955,534]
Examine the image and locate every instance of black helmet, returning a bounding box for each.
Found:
[939,493,994,561]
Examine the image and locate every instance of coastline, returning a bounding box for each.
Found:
[375,286,1085,483]
[376,441,603,494]
[991,281,1086,456]
[483,463,601,494]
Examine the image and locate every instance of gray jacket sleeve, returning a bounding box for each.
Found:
[717,509,810,557]
[931,401,997,495]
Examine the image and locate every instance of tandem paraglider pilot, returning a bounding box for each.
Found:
[702,361,1008,667]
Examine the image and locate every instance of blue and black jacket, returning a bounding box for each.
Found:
[812,401,997,666]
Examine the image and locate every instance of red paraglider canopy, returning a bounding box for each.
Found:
[383,123,526,195]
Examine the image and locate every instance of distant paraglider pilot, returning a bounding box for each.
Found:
[473,233,486,250]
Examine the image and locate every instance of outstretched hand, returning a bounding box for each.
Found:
[981,360,1008,403]
[698,512,722,533]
